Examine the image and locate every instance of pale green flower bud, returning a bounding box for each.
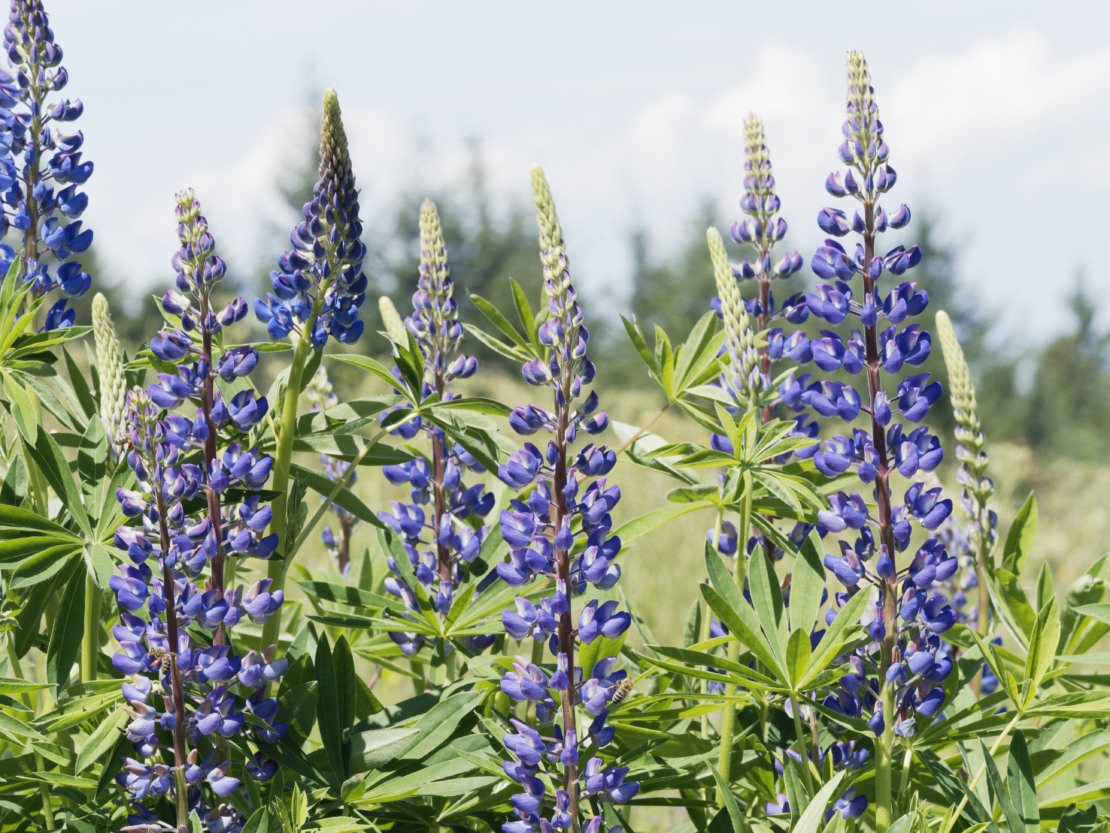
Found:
[378,296,408,344]
[707,227,761,405]
[92,293,127,460]
[530,164,566,272]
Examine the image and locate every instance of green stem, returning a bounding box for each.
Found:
[896,744,914,814]
[788,693,816,795]
[80,575,101,682]
[875,680,895,832]
[258,335,312,652]
[701,509,723,742]
[258,286,329,653]
[716,485,751,807]
[6,637,53,830]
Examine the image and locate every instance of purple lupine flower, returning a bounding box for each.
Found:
[494,166,634,833]
[0,0,94,330]
[108,189,287,827]
[378,200,495,654]
[257,88,367,347]
[801,51,957,754]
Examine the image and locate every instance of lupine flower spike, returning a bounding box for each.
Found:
[0,0,94,329]
[496,164,634,833]
[806,50,955,828]
[257,87,369,652]
[727,115,805,419]
[935,311,994,635]
[379,199,491,654]
[111,198,286,830]
[92,292,127,464]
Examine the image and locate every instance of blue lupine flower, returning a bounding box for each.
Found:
[378,200,494,652]
[258,89,366,347]
[1,0,95,329]
[495,167,633,833]
[110,191,287,825]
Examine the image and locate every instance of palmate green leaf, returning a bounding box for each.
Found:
[705,758,744,833]
[314,635,347,782]
[703,543,782,677]
[333,635,356,734]
[290,464,385,530]
[469,290,528,349]
[992,568,1037,646]
[280,681,319,746]
[1025,595,1060,692]
[347,727,418,774]
[2,370,37,446]
[800,588,870,688]
[290,434,413,467]
[794,770,846,833]
[644,645,780,689]
[919,748,999,833]
[1056,805,1099,833]
[25,427,92,537]
[1038,780,1110,810]
[791,530,825,634]
[1033,726,1110,788]
[9,545,79,588]
[748,542,788,663]
[46,566,85,693]
[633,649,773,692]
[612,502,715,550]
[786,629,811,689]
[295,580,406,613]
[1007,731,1038,833]
[397,690,485,761]
[673,312,724,392]
[295,395,401,437]
[62,346,97,420]
[329,354,417,400]
[0,707,45,741]
[621,315,661,383]
[75,708,128,773]
[1001,492,1037,575]
[465,322,532,362]
[982,739,1024,833]
[510,278,540,350]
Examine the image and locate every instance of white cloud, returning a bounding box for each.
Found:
[98,27,1110,337]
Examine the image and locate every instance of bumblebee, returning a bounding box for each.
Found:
[151,646,176,675]
[609,677,634,705]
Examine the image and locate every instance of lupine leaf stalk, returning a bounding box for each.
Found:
[935,310,994,637]
[808,51,955,832]
[1,0,94,329]
[257,87,368,653]
[495,165,633,833]
[307,366,359,577]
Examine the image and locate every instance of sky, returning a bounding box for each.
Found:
[46,0,1110,342]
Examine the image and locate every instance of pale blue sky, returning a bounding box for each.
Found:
[50,0,1110,340]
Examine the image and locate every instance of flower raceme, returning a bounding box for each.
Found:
[496,165,634,833]
[804,51,956,788]
[109,194,286,830]
[255,88,367,348]
[378,199,493,655]
[0,0,94,330]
